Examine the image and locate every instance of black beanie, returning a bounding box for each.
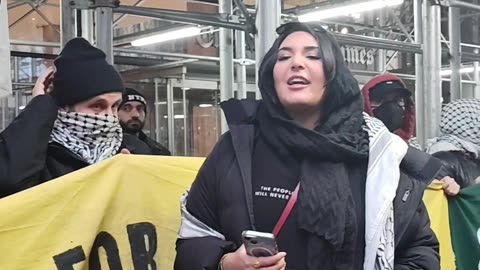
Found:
[120,87,147,112]
[50,37,124,107]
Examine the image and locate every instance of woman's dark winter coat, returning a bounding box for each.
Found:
[174,99,442,270]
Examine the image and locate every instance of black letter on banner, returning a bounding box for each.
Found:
[89,231,123,270]
[127,222,157,270]
[53,246,86,270]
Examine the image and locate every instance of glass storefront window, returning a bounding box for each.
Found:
[153,79,221,157]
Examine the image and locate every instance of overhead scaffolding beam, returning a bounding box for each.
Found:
[441,0,480,12]
[115,48,252,64]
[232,0,256,34]
[333,33,422,53]
[114,5,251,32]
[27,2,61,35]
[9,6,35,28]
[7,0,29,10]
[113,0,145,27]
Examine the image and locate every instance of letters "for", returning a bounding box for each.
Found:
[53,222,157,270]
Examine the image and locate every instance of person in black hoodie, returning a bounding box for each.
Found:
[175,22,441,270]
[118,87,171,156]
[0,37,150,198]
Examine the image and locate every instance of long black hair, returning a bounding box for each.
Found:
[258,22,363,123]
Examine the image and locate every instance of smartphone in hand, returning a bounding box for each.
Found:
[242,230,278,257]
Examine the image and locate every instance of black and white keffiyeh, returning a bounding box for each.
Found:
[427,99,480,157]
[363,114,406,270]
[50,111,123,164]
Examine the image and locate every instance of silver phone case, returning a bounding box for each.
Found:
[242,230,278,257]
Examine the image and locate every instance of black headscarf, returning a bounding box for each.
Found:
[257,22,369,270]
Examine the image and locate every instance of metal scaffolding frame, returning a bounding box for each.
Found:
[449,6,462,100]
[114,5,251,32]
[442,0,480,100]
[219,0,234,133]
[112,0,144,27]
[422,0,442,142]
[255,0,281,99]
[95,7,114,64]
[60,0,75,47]
[8,0,480,147]
[442,0,480,11]
[414,0,425,147]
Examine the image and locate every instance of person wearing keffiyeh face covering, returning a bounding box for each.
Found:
[175,22,441,270]
[0,37,150,198]
[427,99,480,190]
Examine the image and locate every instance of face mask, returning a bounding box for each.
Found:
[373,101,405,132]
[50,111,123,164]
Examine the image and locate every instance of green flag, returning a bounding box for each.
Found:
[449,184,480,270]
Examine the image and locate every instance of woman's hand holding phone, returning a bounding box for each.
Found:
[220,245,286,270]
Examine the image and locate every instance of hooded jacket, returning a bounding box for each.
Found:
[427,98,480,187]
[362,74,416,145]
[0,95,151,198]
[175,99,441,270]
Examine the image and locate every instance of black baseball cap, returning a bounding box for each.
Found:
[369,80,411,101]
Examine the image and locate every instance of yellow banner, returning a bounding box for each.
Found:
[0,155,456,269]
[423,181,456,270]
[0,155,203,270]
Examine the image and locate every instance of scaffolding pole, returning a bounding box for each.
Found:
[81,9,95,43]
[219,0,234,134]
[182,70,188,156]
[475,52,480,98]
[154,78,161,143]
[449,7,462,100]
[60,0,75,47]
[473,0,480,98]
[166,79,175,155]
[95,7,113,64]
[414,0,425,147]
[376,9,387,72]
[235,29,247,99]
[446,0,480,11]
[423,0,442,140]
[255,0,281,98]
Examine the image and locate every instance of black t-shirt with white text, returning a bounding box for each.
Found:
[252,134,307,269]
[251,133,366,270]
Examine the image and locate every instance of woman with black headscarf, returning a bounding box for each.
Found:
[175,22,441,270]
